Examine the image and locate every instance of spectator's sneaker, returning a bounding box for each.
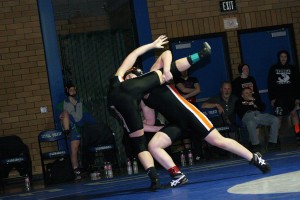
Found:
[149,178,161,191]
[267,142,280,151]
[250,144,262,153]
[249,152,271,174]
[73,168,82,181]
[296,135,300,147]
[168,173,188,187]
[199,42,211,58]
[195,155,201,162]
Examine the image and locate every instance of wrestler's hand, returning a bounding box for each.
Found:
[153,35,169,49]
[163,70,173,82]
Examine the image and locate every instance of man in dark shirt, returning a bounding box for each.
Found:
[201,81,238,127]
[236,87,279,152]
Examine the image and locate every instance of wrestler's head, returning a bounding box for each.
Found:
[123,67,143,80]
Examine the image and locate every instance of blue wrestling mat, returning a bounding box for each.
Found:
[1,150,299,200]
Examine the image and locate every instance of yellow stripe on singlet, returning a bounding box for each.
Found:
[167,84,213,131]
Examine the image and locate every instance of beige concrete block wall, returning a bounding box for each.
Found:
[147,0,300,77]
[0,0,54,174]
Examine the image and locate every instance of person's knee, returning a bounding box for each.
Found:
[60,111,69,119]
[148,140,155,152]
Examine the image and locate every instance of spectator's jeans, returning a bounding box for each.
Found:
[242,111,279,145]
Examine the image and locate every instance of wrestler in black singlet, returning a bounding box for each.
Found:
[143,65,215,140]
[107,71,161,134]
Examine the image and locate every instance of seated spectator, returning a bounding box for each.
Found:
[175,70,203,161]
[236,87,280,152]
[232,63,262,102]
[201,81,238,128]
[56,83,96,180]
[175,70,200,105]
[267,50,300,146]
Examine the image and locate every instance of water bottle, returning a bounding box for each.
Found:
[24,174,31,192]
[107,162,113,178]
[90,172,97,181]
[188,150,193,166]
[127,158,133,175]
[180,151,186,167]
[90,170,101,180]
[104,162,109,178]
[132,158,138,174]
[95,170,101,180]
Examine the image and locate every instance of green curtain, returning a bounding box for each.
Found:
[58,29,134,165]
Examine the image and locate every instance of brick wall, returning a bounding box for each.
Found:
[56,15,111,35]
[0,0,54,174]
[147,0,300,77]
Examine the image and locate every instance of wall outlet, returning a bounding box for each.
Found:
[40,106,48,113]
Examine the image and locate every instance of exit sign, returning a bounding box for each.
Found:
[220,0,237,12]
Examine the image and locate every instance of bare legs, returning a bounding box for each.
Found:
[148,132,175,170]
[60,111,80,169]
[70,140,80,169]
[205,129,253,161]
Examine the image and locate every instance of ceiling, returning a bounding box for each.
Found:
[51,0,128,20]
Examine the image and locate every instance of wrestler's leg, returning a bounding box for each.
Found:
[148,131,173,169]
[148,125,188,187]
[205,129,270,173]
[129,129,160,189]
[173,42,211,72]
[129,130,155,169]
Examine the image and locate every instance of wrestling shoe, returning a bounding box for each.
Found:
[149,178,161,191]
[73,168,82,181]
[249,152,271,174]
[168,172,188,188]
[199,42,211,58]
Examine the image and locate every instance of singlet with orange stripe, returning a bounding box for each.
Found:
[143,84,215,138]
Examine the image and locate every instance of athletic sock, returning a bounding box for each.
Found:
[167,166,180,176]
[187,53,200,65]
[294,124,300,134]
[146,167,158,180]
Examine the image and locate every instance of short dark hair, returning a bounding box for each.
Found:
[123,67,144,79]
[238,63,249,74]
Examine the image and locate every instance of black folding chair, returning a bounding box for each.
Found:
[0,135,32,194]
[81,123,121,173]
[38,129,71,185]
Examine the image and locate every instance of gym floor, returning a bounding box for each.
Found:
[1,149,299,200]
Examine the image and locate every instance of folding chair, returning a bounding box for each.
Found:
[200,108,235,158]
[80,123,121,173]
[0,135,32,194]
[201,108,231,137]
[87,135,120,171]
[38,129,71,185]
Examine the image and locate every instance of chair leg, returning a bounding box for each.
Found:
[0,178,5,194]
